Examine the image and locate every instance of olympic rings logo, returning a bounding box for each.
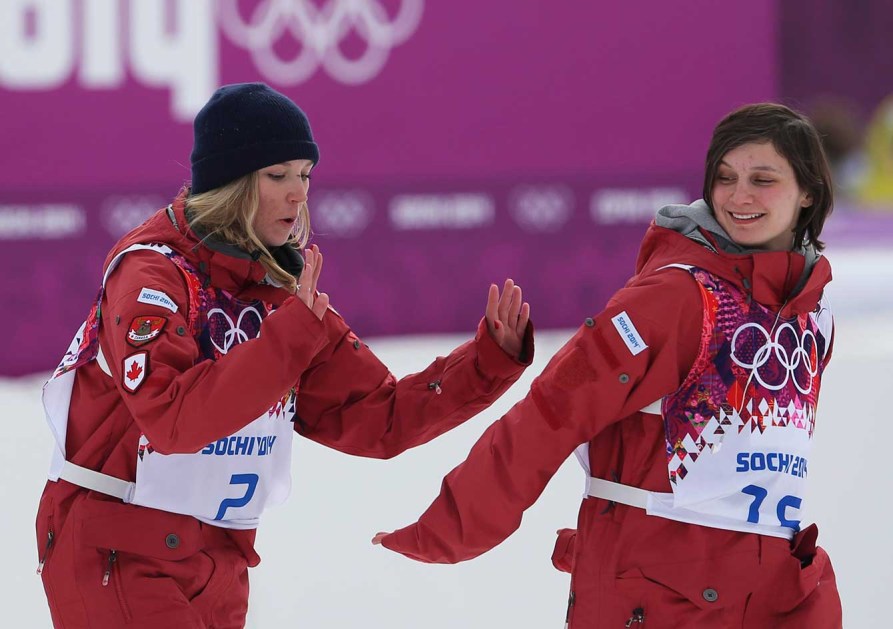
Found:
[217,0,424,85]
[730,322,818,395]
[207,306,264,355]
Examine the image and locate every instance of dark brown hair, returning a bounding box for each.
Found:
[703,103,834,251]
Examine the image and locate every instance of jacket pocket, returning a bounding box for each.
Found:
[74,498,208,622]
[775,545,831,614]
[76,498,204,561]
[613,552,757,626]
[766,524,831,612]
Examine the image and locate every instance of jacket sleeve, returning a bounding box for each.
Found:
[379,270,702,562]
[100,251,330,455]
[293,309,535,459]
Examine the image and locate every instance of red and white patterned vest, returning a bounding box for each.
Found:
[651,265,831,537]
[43,243,296,530]
[578,264,832,539]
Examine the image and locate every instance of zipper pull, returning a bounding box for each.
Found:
[428,380,442,395]
[36,530,54,575]
[625,607,645,627]
[564,590,575,627]
[102,550,117,586]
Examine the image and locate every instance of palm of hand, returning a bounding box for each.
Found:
[485,279,530,360]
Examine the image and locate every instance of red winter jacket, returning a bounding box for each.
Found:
[381,223,842,628]
[36,193,533,570]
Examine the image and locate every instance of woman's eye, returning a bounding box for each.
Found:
[300,174,312,182]
[717,175,734,183]
[267,173,286,180]
[753,178,774,185]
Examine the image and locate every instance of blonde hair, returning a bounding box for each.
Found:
[185,172,311,292]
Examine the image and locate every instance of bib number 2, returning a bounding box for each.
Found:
[741,484,801,531]
[214,473,259,521]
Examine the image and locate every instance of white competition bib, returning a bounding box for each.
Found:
[133,392,296,529]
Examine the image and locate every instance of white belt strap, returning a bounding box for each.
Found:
[585,477,668,510]
[59,461,135,503]
[585,476,796,540]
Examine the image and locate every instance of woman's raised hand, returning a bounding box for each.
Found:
[485,279,530,360]
[296,244,329,320]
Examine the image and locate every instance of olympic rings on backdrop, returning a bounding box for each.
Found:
[217,0,424,85]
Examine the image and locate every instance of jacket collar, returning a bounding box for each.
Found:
[107,190,290,305]
[635,222,831,318]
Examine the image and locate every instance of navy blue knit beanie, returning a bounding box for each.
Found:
[190,82,320,194]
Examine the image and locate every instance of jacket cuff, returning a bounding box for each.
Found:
[273,296,330,358]
[380,526,430,563]
[474,317,535,376]
[551,528,576,573]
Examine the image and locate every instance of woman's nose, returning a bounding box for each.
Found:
[729,181,753,204]
[288,179,308,204]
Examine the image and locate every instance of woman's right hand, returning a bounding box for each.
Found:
[297,244,329,320]
[485,279,530,361]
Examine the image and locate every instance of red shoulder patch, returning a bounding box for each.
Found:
[127,315,167,347]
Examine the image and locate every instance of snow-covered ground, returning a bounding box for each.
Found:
[3,246,890,627]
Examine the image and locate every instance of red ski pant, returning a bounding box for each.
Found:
[39,496,250,628]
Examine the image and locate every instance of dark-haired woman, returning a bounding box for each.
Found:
[375,103,842,628]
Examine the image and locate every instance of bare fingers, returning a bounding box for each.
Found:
[294,246,326,320]
[312,292,329,321]
[516,301,531,335]
[499,281,527,329]
[485,283,501,329]
[296,261,314,305]
[308,245,323,293]
[497,279,516,321]
[506,284,523,323]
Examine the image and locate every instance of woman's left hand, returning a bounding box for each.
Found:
[485,279,530,360]
[297,244,329,320]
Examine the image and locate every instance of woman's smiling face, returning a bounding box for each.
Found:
[711,142,812,251]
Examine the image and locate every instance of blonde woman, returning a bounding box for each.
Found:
[36,82,533,628]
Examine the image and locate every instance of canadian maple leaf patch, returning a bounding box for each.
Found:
[122,352,148,393]
[126,361,143,380]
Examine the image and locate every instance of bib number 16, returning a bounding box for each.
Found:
[741,484,801,530]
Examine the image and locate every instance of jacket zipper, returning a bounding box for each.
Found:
[428,380,442,395]
[36,529,54,575]
[102,549,117,586]
[564,589,575,628]
[102,549,133,622]
[625,607,645,626]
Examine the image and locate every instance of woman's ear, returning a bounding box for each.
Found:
[800,192,813,207]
